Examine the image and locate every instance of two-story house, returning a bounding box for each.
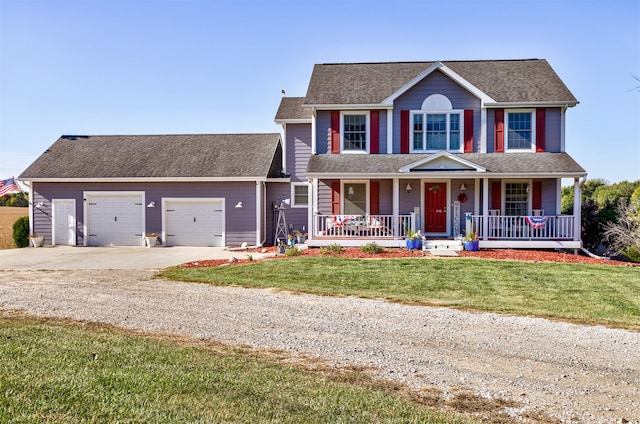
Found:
[19,58,586,250]
[275,59,586,250]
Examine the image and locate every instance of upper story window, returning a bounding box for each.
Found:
[411,94,462,153]
[506,109,536,152]
[341,112,369,153]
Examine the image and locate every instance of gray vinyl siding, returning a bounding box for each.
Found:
[265,182,308,244]
[376,110,388,154]
[317,180,334,215]
[539,178,558,214]
[316,110,331,154]
[286,123,312,181]
[393,69,481,154]
[543,108,562,153]
[31,182,258,247]
[377,179,392,214]
[487,109,496,153]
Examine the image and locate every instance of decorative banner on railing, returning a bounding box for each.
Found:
[525,215,548,228]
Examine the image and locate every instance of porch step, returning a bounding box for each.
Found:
[423,240,463,252]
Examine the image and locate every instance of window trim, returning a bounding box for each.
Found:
[341,180,369,215]
[502,179,533,216]
[290,182,309,208]
[340,111,370,154]
[505,109,536,152]
[409,110,464,153]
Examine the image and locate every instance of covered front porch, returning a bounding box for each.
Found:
[305,176,583,250]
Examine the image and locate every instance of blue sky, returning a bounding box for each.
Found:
[1,0,639,185]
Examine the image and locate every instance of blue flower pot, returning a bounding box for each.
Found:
[406,239,422,250]
[464,240,479,251]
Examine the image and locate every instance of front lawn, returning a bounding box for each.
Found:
[160,257,640,330]
[0,314,477,423]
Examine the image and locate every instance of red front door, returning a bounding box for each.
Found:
[425,182,447,233]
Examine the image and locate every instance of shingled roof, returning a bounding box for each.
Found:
[19,134,283,180]
[274,97,313,122]
[306,152,586,177]
[304,59,577,105]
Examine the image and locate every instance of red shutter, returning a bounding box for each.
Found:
[532,181,542,210]
[494,109,504,153]
[464,109,474,153]
[370,181,379,215]
[330,111,340,154]
[331,182,341,214]
[370,110,379,154]
[400,110,410,153]
[491,181,502,210]
[536,109,546,152]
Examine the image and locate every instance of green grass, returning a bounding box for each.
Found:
[160,257,640,330]
[0,314,477,424]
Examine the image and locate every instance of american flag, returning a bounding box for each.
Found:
[0,178,21,196]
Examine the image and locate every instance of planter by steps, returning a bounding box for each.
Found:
[463,240,479,251]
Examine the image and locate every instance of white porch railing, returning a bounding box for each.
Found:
[470,215,575,240]
[313,214,414,239]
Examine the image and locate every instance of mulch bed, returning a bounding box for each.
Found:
[181,246,637,269]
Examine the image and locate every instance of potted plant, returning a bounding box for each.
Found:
[277,240,286,254]
[294,230,307,244]
[405,230,422,250]
[29,234,45,248]
[463,225,479,251]
[144,233,158,247]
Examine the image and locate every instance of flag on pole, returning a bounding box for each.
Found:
[0,178,22,196]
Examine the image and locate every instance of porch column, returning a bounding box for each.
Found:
[482,177,489,240]
[393,178,399,239]
[573,177,582,244]
[308,178,317,241]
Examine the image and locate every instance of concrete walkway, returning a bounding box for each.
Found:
[0,246,268,270]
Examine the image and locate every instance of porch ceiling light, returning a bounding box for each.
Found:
[459,183,466,192]
[405,183,412,193]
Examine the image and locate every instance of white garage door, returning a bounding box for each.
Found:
[165,199,224,247]
[86,193,144,246]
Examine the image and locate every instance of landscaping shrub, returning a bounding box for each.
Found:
[12,216,29,248]
[320,243,343,255]
[360,242,385,254]
[285,246,302,256]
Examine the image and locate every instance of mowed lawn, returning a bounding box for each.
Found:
[0,206,28,248]
[0,314,480,424]
[161,257,640,330]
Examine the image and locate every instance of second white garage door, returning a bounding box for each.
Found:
[164,198,224,247]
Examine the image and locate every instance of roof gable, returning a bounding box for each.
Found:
[399,151,486,173]
[304,59,577,107]
[19,134,283,180]
[274,97,312,123]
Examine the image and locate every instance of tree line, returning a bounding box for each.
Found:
[562,179,640,262]
[0,192,29,207]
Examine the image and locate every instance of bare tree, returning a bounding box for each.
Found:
[603,200,640,257]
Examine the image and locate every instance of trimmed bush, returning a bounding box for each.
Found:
[12,216,29,248]
[320,243,343,255]
[360,242,385,254]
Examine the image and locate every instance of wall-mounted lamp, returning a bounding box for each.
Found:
[348,186,354,196]
[147,201,155,208]
[235,201,243,208]
[405,183,412,194]
[35,201,45,209]
[459,183,467,192]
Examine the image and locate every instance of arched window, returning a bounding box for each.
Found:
[411,94,462,152]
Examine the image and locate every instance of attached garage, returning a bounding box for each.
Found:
[163,198,225,247]
[85,192,145,246]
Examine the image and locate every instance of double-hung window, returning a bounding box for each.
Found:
[291,183,308,207]
[506,110,535,151]
[411,111,461,152]
[505,182,528,216]
[342,112,369,153]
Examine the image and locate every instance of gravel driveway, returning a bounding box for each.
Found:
[1,269,638,423]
